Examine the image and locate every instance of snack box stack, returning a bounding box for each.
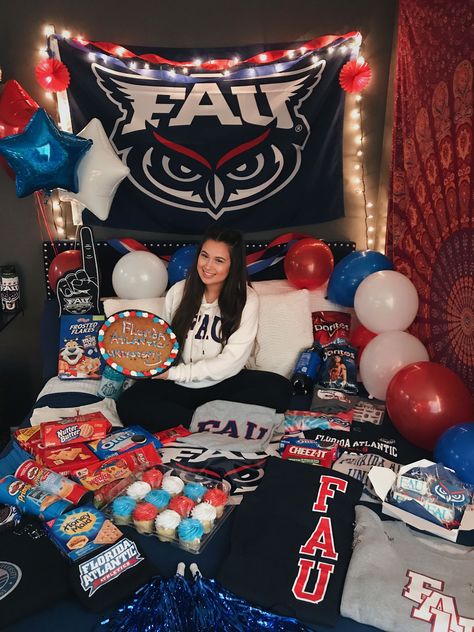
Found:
[14,412,112,475]
[105,464,233,554]
[13,420,164,512]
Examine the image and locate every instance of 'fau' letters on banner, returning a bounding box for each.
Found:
[56,34,357,233]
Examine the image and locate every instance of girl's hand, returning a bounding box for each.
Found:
[153,371,169,380]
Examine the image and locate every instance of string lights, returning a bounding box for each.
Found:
[349,88,377,250]
[34,27,382,251]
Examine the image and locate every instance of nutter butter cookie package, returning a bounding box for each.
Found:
[39,412,112,448]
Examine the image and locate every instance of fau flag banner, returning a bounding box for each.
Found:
[56,33,358,233]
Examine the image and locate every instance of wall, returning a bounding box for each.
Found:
[0,0,397,421]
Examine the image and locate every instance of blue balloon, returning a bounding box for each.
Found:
[327,250,393,307]
[434,422,474,485]
[168,245,198,286]
[0,108,92,197]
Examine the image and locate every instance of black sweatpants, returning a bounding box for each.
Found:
[116,369,292,433]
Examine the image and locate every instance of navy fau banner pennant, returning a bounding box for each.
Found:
[55,33,359,233]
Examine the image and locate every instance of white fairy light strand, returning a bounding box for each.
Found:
[37,29,373,246]
[39,24,77,239]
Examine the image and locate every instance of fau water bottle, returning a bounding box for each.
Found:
[291,347,322,396]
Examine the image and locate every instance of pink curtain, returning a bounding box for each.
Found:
[387,0,473,391]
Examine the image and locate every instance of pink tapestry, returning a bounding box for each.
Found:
[387,0,473,391]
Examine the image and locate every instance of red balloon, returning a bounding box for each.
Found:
[284,238,334,290]
[386,362,474,451]
[0,80,39,137]
[350,324,377,365]
[48,250,82,293]
[0,80,39,178]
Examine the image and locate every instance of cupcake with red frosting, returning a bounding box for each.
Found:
[141,468,164,489]
[168,494,196,518]
[203,487,228,518]
[132,502,158,533]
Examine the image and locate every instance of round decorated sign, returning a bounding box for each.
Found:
[97,311,179,378]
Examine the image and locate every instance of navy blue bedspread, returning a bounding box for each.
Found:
[1,388,381,632]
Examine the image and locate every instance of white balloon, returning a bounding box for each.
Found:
[360,331,429,400]
[354,270,419,333]
[60,118,129,221]
[112,251,168,299]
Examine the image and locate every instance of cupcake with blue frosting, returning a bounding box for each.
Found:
[183,482,207,503]
[111,495,136,525]
[177,518,205,552]
[145,489,171,513]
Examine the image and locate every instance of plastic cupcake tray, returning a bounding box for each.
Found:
[102,463,233,554]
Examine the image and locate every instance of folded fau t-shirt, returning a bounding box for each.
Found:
[181,400,284,452]
[218,457,363,627]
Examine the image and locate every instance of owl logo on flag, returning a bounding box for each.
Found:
[92,57,326,219]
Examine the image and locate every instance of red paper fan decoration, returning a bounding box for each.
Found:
[339,59,372,93]
[35,58,71,92]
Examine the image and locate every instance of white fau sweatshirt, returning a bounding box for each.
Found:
[163,280,259,388]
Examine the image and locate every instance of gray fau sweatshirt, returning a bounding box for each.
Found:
[341,505,474,632]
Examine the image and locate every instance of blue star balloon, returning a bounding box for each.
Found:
[0,108,92,197]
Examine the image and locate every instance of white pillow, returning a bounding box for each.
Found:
[103,297,166,318]
[252,289,314,378]
[252,279,351,314]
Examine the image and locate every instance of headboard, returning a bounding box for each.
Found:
[42,239,356,299]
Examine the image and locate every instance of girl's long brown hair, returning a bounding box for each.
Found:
[171,226,248,357]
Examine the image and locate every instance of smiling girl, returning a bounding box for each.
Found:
[117,225,291,432]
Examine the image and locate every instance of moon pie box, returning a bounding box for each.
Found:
[45,505,152,611]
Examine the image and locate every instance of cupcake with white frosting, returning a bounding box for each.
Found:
[191,502,217,533]
[155,509,181,542]
[161,475,184,497]
[126,481,152,500]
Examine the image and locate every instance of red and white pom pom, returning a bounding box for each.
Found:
[339,58,372,93]
[35,58,71,92]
